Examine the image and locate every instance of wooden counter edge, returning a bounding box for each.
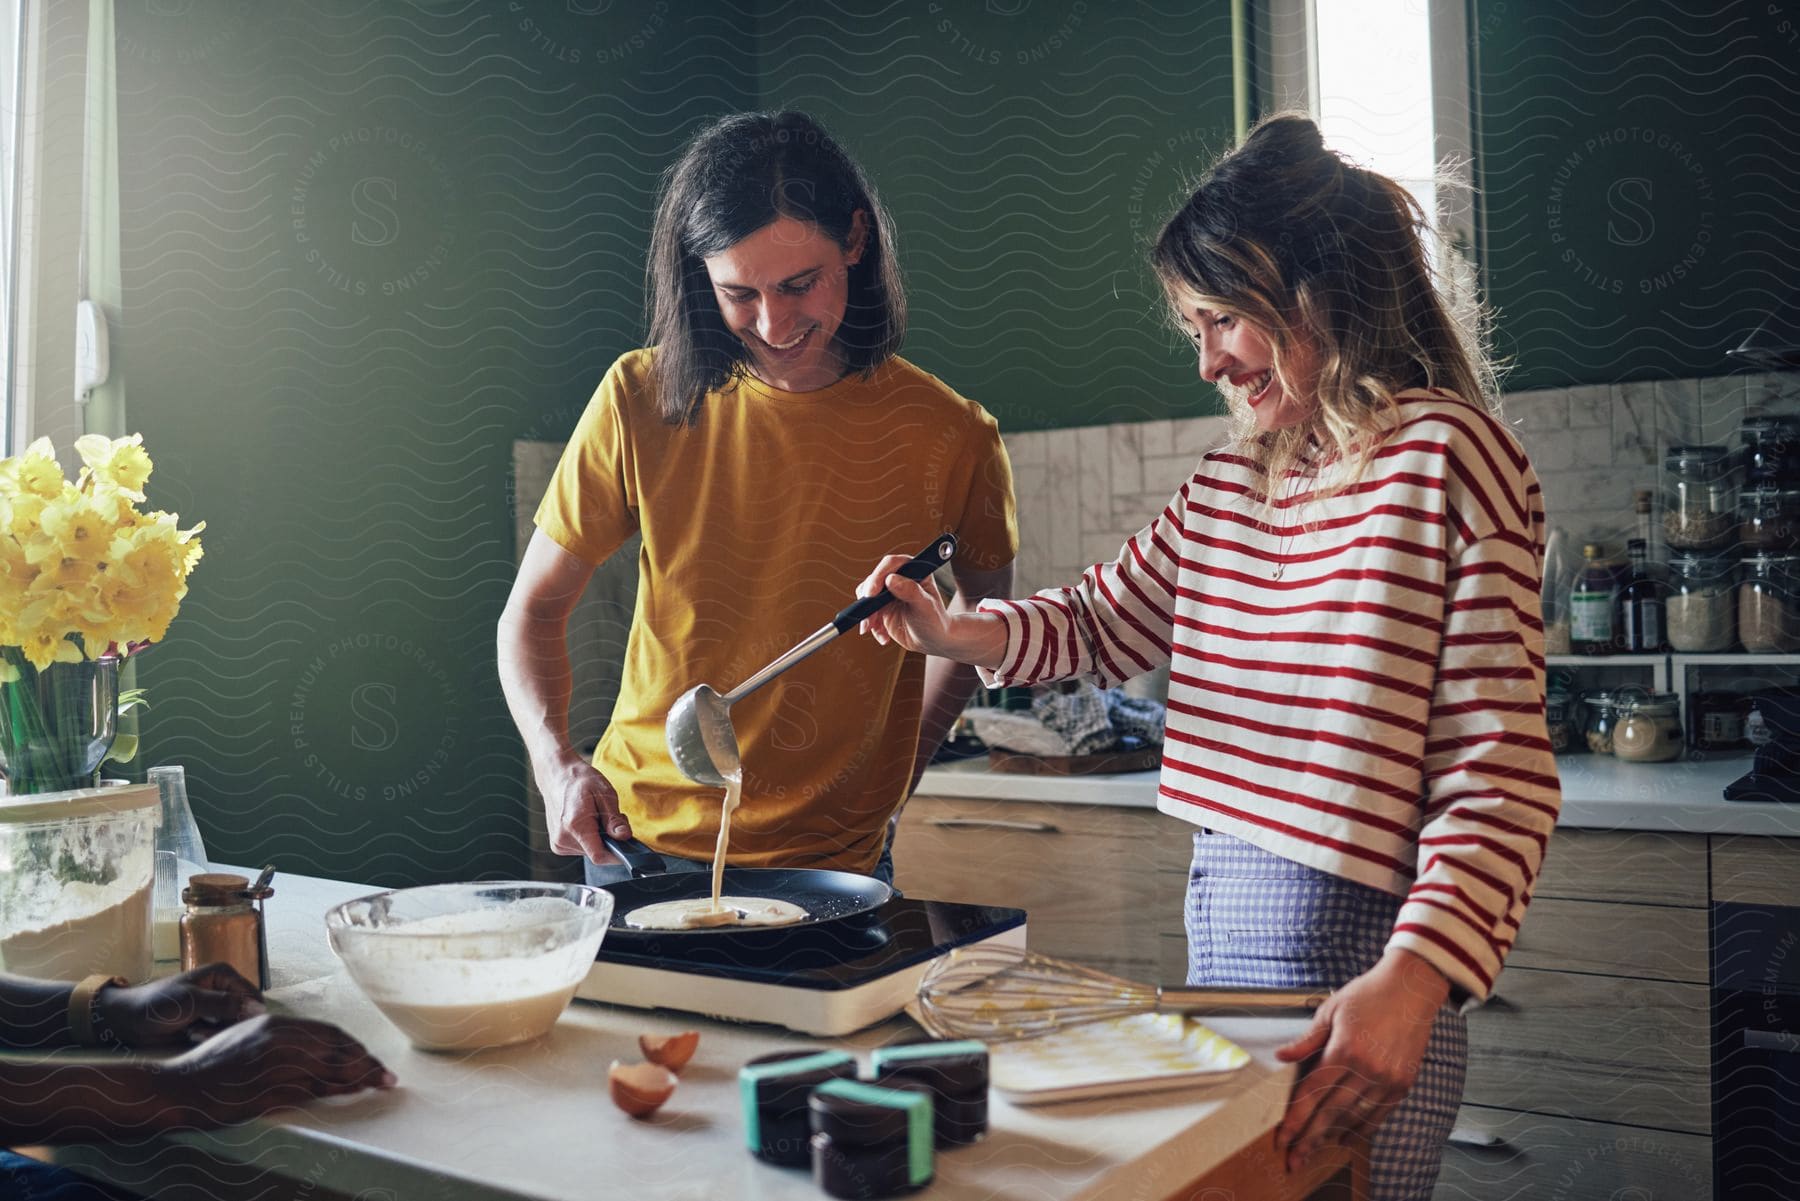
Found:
[1164,1132,1367,1201]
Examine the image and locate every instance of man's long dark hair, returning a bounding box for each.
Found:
[645,111,906,425]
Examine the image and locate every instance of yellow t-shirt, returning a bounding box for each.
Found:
[534,349,1018,873]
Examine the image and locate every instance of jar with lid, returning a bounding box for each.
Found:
[1663,445,1740,552]
[180,871,272,993]
[1739,553,1800,652]
[1666,554,1737,651]
[1692,689,1752,752]
[1739,485,1800,552]
[1583,691,1619,756]
[1613,689,1684,763]
[1739,414,1800,484]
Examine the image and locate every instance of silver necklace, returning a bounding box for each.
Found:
[1271,472,1299,580]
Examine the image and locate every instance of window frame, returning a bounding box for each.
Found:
[1,0,27,458]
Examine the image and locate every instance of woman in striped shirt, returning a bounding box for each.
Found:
[859,114,1560,1200]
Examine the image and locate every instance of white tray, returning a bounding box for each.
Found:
[989,1013,1250,1105]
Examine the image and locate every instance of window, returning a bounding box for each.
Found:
[1314,0,1438,242]
[1256,0,1479,304]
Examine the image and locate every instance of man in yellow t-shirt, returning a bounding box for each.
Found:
[498,112,1017,885]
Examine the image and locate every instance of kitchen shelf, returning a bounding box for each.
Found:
[1547,653,1670,691]
[1548,652,1800,696]
[1671,653,1800,668]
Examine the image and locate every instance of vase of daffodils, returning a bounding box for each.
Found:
[0,435,203,795]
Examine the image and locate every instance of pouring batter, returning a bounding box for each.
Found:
[621,730,810,930]
[621,768,813,930]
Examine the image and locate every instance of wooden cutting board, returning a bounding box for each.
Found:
[987,742,1162,776]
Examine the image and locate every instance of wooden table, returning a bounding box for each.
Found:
[46,870,1365,1201]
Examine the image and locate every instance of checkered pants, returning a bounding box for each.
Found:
[1185,831,1468,1201]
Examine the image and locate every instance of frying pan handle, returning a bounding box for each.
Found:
[832,534,958,633]
[599,831,669,878]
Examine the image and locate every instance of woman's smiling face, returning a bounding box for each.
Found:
[1170,284,1316,432]
[703,213,866,393]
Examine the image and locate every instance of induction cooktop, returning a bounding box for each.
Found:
[574,899,1027,1036]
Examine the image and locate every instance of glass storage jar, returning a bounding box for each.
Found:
[1739,485,1800,552]
[1739,553,1800,652]
[1663,445,1740,553]
[1692,689,1752,752]
[1613,689,1684,763]
[1666,553,1738,651]
[1740,414,1800,484]
[1583,691,1619,756]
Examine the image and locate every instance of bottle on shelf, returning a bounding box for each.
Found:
[1618,538,1667,652]
[1570,542,1619,655]
[1634,487,1658,563]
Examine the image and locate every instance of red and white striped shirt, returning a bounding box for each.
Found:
[978,390,1562,1002]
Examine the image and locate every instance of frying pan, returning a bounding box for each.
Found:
[596,833,893,941]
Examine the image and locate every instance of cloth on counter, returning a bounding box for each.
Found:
[962,682,1166,756]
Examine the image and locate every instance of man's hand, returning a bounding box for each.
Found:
[541,753,632,864]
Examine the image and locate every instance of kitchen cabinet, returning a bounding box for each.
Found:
[892,795,1193,983]
[1441,830,1799,1200]
[1439,829,1714,1199]
[897,805,1796,1201]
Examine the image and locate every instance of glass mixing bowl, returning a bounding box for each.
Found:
[324,882,613,1052]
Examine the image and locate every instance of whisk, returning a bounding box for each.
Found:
[914,946,1329,1042]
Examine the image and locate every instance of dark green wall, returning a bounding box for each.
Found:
[119,0,756,885]
[117,1,1242,886]
[753,0,1240,432]
[1473,0,1799,390]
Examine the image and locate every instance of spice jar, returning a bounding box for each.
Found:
[1613,690,1684,763]
[1583,691,1619,756]
[1740,414,1800,484]
[1739,553,1800,652]
[180,870,274,993]
[1666,553,1738,651]
[1692,690,1752,752]
[1663,445,1740,552]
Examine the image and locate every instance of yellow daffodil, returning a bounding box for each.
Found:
[75,433,153,499]
[0,435,202,663]
[6,491,47,540]
[7,438,67,499]
[18,628,84,671]
[36,492,113,563]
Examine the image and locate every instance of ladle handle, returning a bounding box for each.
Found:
[832,534,958,632]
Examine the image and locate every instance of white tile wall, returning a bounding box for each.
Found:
[998,372,1800,596]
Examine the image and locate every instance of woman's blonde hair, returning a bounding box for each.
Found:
[1150,113,1498,501]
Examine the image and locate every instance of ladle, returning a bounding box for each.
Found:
[665,534,957,787]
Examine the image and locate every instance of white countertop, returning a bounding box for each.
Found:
[57,871,1315,1201]
[916,752,1800,838]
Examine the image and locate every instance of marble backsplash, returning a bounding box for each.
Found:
[999,372,1800,599]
